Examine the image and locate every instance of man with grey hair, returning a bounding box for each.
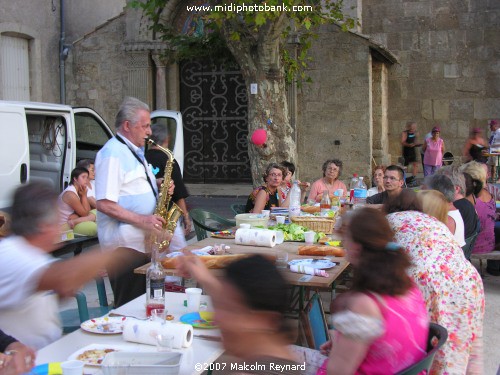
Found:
[0,182,123,349]
[96,97,172,307]
[436,165,479,239]
[424,174,466,246]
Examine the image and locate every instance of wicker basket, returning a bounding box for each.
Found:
[291,216,336,234]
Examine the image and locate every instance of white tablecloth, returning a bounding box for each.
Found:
[36,292,223,374]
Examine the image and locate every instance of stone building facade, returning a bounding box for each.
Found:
[362,0,500,167]
[2,0,498,185]
[0,0,125,104]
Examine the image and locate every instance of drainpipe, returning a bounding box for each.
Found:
[59,0,66,104]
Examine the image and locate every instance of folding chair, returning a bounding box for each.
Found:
[299,292,330,350]
[396,322,448,375]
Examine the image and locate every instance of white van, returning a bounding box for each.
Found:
[0,101,184,210]
[150,109,184,174]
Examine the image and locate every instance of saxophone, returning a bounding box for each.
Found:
[146,138,184,251]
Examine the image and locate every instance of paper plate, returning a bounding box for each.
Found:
[180,311,217,329]
[80,316,127,334]
[68,344,130,366]
[211,230,236,239]
[288,259,336,269]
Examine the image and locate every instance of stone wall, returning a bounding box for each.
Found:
[0,0,61,102]
[65,15,129,128]
[362,0,500,164]
[297,24,376,185]
[65,0,126,43]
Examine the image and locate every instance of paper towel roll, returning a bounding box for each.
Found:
[123,319,193,349]
[235,228,277,247]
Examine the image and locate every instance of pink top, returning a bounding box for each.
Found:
[473,197,496,254]
[317,286,428,375]
[356,287,428,374]
[423,137,444,166]
[308,178,347,202]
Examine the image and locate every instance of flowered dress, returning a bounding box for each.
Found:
[387,211,485,375]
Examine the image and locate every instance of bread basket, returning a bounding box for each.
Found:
[291,216,336,234]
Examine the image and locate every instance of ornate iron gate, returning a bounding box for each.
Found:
[180,59,251,183]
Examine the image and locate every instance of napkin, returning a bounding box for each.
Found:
[122,319,193,349]
[290,264,329,277]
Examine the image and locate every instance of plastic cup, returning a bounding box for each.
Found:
[151,308,166,323]
[239,223,251,229]
[61,360,84,375]
[261,210,270,218]
[275,250,289,269]
[156,334,174,352]
[276,215,286,224]
[274,230,284,245]
[304,231,316,244]
[185,287,202,312]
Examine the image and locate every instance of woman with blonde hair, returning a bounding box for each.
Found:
[418,190,448,224]
[460,161,495,255]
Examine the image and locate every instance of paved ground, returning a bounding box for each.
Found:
[60,184,500,374]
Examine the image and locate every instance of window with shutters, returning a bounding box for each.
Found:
[0,34,30,100]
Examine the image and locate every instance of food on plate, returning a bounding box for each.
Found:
[76,348,116,365]
[298,245,345,257]
[166,314,174,321]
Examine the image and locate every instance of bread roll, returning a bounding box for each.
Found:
[300,205,321,214]
[298,245,345,257]
[161,253,251,269]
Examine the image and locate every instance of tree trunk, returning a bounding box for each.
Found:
[223,28,297,186]
[245,74,296,186]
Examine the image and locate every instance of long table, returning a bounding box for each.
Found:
[36,292,223,375]
[135,237,350,310]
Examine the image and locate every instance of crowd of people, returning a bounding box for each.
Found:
[0,97,497,374]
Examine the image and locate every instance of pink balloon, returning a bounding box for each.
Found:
[251,129,267,146]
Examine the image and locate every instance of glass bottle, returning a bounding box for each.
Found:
[320,190,331,215]
[146,244,165,317]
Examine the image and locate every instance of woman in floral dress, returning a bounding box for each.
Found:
[385,190,484,375]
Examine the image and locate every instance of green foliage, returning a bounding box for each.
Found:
[130,0,355,83]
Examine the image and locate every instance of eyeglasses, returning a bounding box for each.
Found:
[269,173,282,177]
[383,176,400,181]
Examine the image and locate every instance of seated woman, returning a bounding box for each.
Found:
[418,189,449,224]
[58,167,97,236]
[76,159,96,209]
[279,161,310,205]
[246,163,289,213]
[318,207,429,374]
[385,190,484,374]
[308,159,347,202]
[424,174,466,246]
[461,161,495,255]
[177,254,302,373]
[367,165,385,197]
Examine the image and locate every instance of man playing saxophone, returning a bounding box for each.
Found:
[95,97,174,307]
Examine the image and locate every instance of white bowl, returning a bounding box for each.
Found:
[235,213,268,228]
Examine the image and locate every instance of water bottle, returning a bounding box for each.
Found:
[353,176,368,206]
[289,181,302,217]
[349,173,358,203]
